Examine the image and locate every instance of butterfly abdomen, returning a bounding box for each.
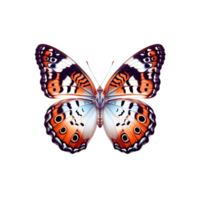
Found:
[97,109,103,129]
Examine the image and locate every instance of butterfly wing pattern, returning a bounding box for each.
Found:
[45,99,97,153]
[35,44,165,153]
[35,44,97,153]
[35,44,96,99]
[103,44,165,153]
[104,44,165,99]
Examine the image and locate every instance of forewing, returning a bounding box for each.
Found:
[104,44,167,99]
[33,44,96,99]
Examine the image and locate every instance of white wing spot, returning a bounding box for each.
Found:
[143,57,151,63]
[50,57,57,62]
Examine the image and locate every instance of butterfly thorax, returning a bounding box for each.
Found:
[95,86,106,108]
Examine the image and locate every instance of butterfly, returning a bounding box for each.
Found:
[35,44,165,154]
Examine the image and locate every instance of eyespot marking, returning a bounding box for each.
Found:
[121,133,129,143]
[71,133,79,143]
[134,127,141,134]
[60,127,67,134]
[138,115,146,123]
[55,115,63,123]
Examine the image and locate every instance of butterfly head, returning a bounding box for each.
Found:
[96,86,104,93]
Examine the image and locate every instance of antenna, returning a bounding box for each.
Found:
[84,60,100,86]
[100,59,116,85]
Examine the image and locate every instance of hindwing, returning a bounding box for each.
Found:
[103,98,156,153]
[45,98,97,153]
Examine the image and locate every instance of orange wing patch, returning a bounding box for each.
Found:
[46,73,61,96]
[111,119,148,149]
[104,71,130,94]
[112,104,151,149]
[148,51,159,71]
[42,53,53,67]
[48,111,89,151]
[111,131,132,149]
[138,73,154,96]
[68,131,89,149]
[44,51,53,56]
[71,71,96,94]
[106,72,155,98]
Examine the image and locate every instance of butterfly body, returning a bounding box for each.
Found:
[35,44,165,153]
